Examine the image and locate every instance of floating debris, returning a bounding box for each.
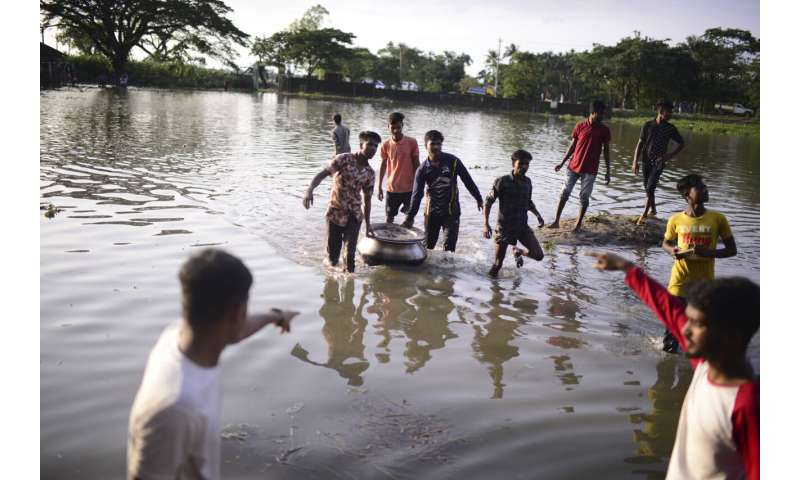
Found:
[43,203,63,219]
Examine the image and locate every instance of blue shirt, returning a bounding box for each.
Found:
[408,152,482,218]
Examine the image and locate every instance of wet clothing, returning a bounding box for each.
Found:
[642,160,664,195]
[408,153,482,219]
[380,135,419,193]
[485,173,536,245]
[327,213,361,272]
[664,209,734,297]
[569,119,611,175]
[639,119,684,194]
[424,213,460,252]
[385,191,412,218]
[128,324,221,480]
[325,153,374,228]
[331,124,351,154]
[625,267,759,480]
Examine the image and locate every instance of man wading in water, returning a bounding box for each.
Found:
[588,251,758,480]
[377,112,420,223]
[632,100,686,225]
[402,130,483,252]
[331,113,351,155]
[483,149,545,277]
[304,131,380,273]
[548,100,611,232]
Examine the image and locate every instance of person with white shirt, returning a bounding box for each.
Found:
[127,249,298,480]
[588,251,759,480]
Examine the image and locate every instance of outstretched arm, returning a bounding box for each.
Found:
[233,309,298,343]
[303,169,331,209]
[586,251,693,360]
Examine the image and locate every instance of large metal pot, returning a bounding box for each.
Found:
[357,223,427,266]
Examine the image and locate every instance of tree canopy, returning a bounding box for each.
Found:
[41,0,249,77]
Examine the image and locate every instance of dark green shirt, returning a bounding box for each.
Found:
[485,173,534,230]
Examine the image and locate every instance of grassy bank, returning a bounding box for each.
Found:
[557,113,759,137]
[262,90,759,137]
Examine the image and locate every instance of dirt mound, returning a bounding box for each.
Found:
[537,213,667,248]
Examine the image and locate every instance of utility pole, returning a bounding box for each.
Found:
[399,45,403,88]
[494,37,501,96]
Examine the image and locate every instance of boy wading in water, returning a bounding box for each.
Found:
[633,100,686,225]
[331,113,351,155]
[483,149,545,277]
[548,100,611,232]
[303,131,381,273]
[402,130,483,252]
[588,251,758,480]
[378,112,420,223]
[127,249,297,480]
[660,174,737,353]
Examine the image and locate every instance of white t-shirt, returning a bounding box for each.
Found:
[127,324,221,480]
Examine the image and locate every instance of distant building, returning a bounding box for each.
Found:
[40,42,74,88]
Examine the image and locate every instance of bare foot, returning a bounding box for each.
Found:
[571,224,583,233]
[635,216,647,226]
[547,221,560,229]
[513,247,524,267]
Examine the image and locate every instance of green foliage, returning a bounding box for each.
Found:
[41,0,249,78]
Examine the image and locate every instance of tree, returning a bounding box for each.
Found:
[40,0,249,79]
[288,4,329,32]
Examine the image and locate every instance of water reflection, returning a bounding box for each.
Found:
[291,276,370,386]
[472,283,534,399]
[626,355,693,471]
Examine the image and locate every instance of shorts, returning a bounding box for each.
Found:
[386,191,412,218]
[642,161,664,195]
[559,169,596,207]
[424,213,459,252]
[494,223,533,246]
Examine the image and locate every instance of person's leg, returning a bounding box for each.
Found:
[442,215,460,252]
[548,170,578,229]
[518,228,545,261]
[573,173,596,232]
[327,220,344,266]
[637,165,654,225]
[385,192,400,223]
[399,191,412,215]
[342,215,362,273]
[424,214,442,250]
[489,242,510,277]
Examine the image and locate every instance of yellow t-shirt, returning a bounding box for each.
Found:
[664,209,733,297]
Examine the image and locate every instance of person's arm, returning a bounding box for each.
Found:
[695,235,737,259]
[586,252,694,362]
[303,169,332,209]
[483,179,499,238]
[456,160,483,210]
[403,165,425,227]
[233,309,298,343]
[363,184,374,236]
[632,139,643,174]
[529,200,545,227]
[662,128,686,163]
[732,383,760,480]
[377,143,388,201]
[332,130,339,151]
[555,138,577,172]
[411,140,420,172]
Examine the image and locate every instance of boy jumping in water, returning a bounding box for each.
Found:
[660,174,737,353]
[483,149,545,277]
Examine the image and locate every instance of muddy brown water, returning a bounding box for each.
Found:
[41,88,759,479]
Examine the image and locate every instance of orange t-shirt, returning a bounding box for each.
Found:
[380,135,420,193]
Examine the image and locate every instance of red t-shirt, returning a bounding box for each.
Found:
[568,119,611,175]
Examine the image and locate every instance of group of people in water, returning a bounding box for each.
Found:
[126,102,759,480]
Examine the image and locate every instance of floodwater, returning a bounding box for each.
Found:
[40,88,759,479]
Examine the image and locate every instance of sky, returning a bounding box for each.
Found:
[42,0,760,76]
[221,0,760,75]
